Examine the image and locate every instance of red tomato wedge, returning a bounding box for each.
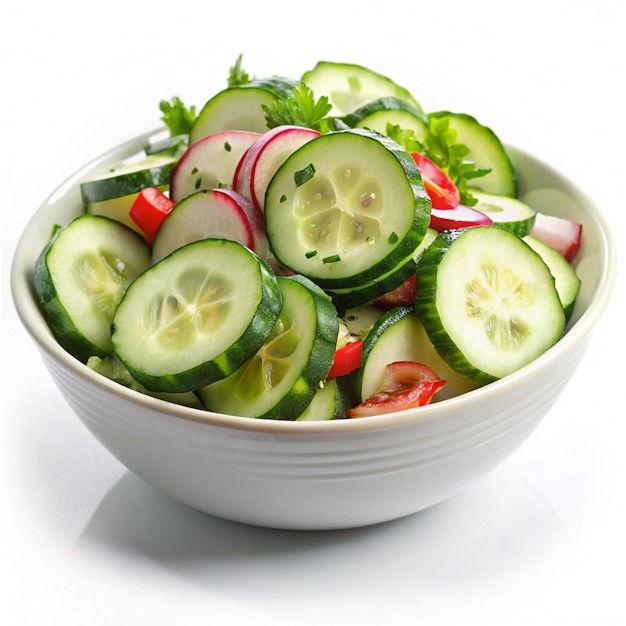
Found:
[531,212,583,262]
[411,152,460,209]
[129,187,175,244]
[348,361,446,418]
[429,204,493,232]
[327,339,363,379]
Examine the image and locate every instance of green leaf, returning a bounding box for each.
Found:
[159,97,196,136]
[386,118,491,206]
[262,82,333,131]
[228,53,252,87]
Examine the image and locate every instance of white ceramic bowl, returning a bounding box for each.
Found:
[11,129,617,530]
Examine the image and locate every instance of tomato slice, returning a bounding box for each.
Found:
[411,152,460,209]
[129,187,175,244]
[429,204,493,232]
[348,361,446,418]
[327,339,363,379]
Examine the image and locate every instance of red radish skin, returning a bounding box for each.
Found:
[531,212,583,262]
[151,188,269,264]
[233,125,321,211]
[429,204,493,232]
[170,130,261,203]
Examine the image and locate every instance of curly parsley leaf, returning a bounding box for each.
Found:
[262,82,333,132]
[159,96,197,136]
[387,118,491,207]
[228,53,252,87]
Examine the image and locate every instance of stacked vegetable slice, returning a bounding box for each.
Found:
[32,56,584,420]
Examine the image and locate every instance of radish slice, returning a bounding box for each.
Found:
[429,204,493,232]
[170,130,261,203]
[233,125,321,211]
[151,188,269,264]
[531,212,582,262]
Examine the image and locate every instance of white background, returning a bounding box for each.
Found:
[2,1,624,624]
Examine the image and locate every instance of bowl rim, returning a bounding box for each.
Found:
[10,128,619,435]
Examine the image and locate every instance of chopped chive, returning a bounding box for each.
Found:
[224,141,232,152]
[294,163,315,186]
[305,250,318,259]
[322,254,341,264]
[280,194,287,203]
[194,175,202,189]
[191,166,199,175]
[388,231,399,244]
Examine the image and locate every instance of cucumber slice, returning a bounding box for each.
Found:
[301,61,423,116]
[80,153,177,204]
[85,187,168,233]
[414,226,566,385]
[197,274,339,420]
[111,238,282,393]
[327,228,438,308]
[523,234,581,321]
[87,353,204,409]
[356,306,479,403]
[429,111,517,197]
[189,77,297,143]
[296,377,350,421]
[264,128,431,289]
[33,214,151,363]
[342,97,429,141]
[471,190,537,237]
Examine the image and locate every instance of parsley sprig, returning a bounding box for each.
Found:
[159,96,196,136]
[262,82,333,132]
[228,53,252,87]
[387,118,491,206]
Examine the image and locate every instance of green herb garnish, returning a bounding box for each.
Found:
[159,96,197,136]
[294,163,316,186]
[228,54,252,87]
[386,120,491,206]
[263,82,332,132]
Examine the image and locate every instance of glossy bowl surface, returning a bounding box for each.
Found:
[11,129,617,530]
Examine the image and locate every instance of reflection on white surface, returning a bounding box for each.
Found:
[66,463,563,623]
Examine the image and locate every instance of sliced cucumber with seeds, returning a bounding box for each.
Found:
[414,226,565,385]
[302,61,423,116]
[264,128,431,290]
[80,152,177,204]
[197,274,338,420]
[190,77,297,143]
[342,96,429,141]
[327,227,438,309]
[33,214,151,363]
[523,234,581,321]
[429,110,517,197]
[111,238,282,393]
[471,190,537,237]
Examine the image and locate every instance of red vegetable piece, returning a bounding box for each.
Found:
[531,212,583,262]
[372,275,416,309]
[129,187,175,244]
[348,361,446,418]
[327,339,363,379]
[411,152,460,209]
[429,204,493,232]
